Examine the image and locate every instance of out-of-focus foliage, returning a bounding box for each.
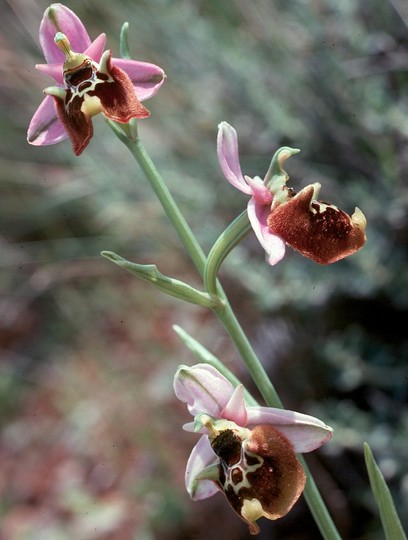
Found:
[1,1,407,539]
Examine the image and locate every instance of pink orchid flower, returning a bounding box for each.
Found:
[174,363,333,535]
[217,122,367,265]
[27,3,165,156]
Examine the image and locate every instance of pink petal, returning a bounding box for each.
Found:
[27,95,68,146]
[35,62,63,84]
[185,435,220,501]
[113,58,166,102]
[217,122,251,194]
[246,406,333,453]
[221,385,248,426]
[174,364,234,417]
[39,4,91,63]
[84,33,106,62]
[245,175,273,205]
[247,198,286,265]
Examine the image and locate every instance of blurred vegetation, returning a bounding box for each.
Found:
[1,0,408,539]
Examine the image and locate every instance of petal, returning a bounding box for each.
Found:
[245,175,273,205]
[35,62,64,84]
[27,95,68,146]
[185,436,220,501]
[247,198,286,265]
[113,58,166,102]
[84,33,106,63]
[39,4,91,63]
[174,364,235,417]
[221,385,248,426]
[217,122,251,194]
[246,406,333,453]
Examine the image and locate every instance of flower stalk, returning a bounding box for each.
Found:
[203,210,251,296]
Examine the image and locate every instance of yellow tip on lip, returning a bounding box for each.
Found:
[352,207,367,231]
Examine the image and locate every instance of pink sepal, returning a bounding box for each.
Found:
[247,198,286,265]
[27,95,67,146]
[113,58,166,101]
[185,435,220,500]
[217,122,251,194]
[173,364,235,418]
[39,3,91,63]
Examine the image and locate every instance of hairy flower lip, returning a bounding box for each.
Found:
[28,3,165,153]
[267,184,367,264]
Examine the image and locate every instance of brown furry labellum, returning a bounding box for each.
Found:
[267,185,367,264]
[210,424,306,535]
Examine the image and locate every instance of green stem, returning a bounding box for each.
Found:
[301,457,342,540]
[118,129,208,275]
[113,124,341,540]
[204,210,252,295]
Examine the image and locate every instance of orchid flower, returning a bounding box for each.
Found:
[27,3,165,156]
[174,363,333,535]
[217,122,367,265]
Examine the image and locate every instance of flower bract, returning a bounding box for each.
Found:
[174,363,333,535]
[27,3,165,155]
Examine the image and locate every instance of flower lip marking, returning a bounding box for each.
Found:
[202,414,306,535]
[54,32,99,91]
[53,33,114,112]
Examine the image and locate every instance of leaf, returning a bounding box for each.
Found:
[364,442,407,540]
[101,250,223,309]
[173,324,258,406]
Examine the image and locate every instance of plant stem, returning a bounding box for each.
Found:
[121,134,207,274]
[300,457,342,540]
[203,210,252,295]
[123,133,281,400]
[116,126,341,540]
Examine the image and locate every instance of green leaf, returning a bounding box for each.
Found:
[119,22,131,59]
[172,324,258,406]
[101,251,223,309]
[364,442,407,540]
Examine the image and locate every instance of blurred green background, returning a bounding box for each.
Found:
[1,1,407,538]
